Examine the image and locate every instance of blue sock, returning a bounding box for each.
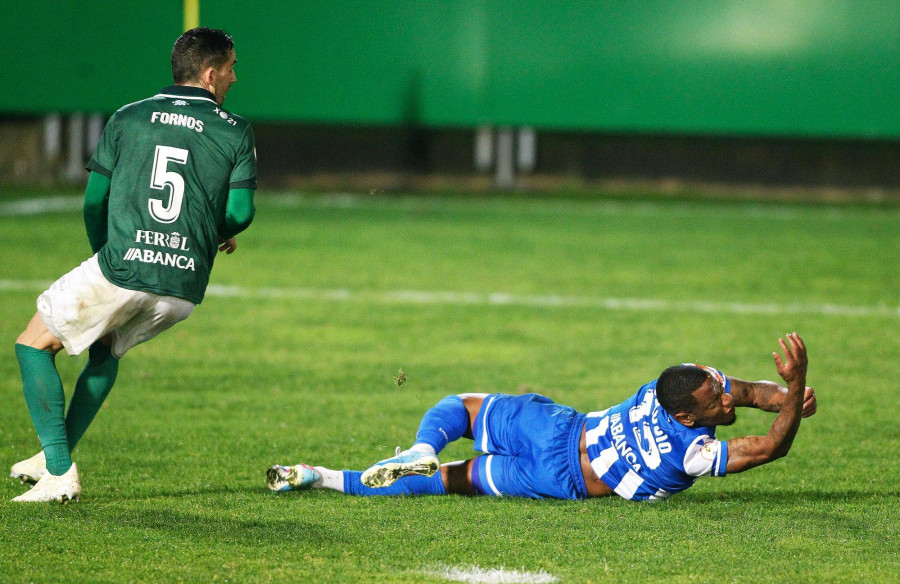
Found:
[414,395,469,453]
[343,471,447,496]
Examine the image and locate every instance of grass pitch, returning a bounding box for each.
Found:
[1,190,897,583]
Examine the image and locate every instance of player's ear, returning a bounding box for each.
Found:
[674,411,695,427]
[199,66,216,88]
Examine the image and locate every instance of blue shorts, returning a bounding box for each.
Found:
[470,393,588,500]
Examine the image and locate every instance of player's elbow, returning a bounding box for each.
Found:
[221,206,254,239]
[759,439,793,464]
[240,203,256,227]
[230,206,255,230]
[749,437,790,464]
[727,434,796,473]
[772,444,794,461]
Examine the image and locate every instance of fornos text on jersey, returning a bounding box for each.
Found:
[150,111,204,133]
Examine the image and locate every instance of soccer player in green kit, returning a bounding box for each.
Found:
[10,28,256,502]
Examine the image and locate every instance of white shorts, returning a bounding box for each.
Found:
[37,255,195,359]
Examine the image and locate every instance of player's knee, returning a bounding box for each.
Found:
[458,394,488,435]
[16,318,64,353]
[459,393,488,421]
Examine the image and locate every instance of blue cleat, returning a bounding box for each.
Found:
[266,464,322,492]
[360,447,440,488]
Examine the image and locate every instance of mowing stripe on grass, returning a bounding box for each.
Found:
[426,565,559,584]
[4,280,892,318]
[205,284,899,318]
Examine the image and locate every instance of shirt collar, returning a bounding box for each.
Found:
[158,85,217,103]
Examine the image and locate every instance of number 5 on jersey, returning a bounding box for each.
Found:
[149,145,189,224]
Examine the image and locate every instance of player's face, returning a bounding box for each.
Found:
[211,51,237,106]
[689,375,736,427]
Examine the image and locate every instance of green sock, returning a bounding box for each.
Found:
[15,343,72,475]
[66,342,119,451]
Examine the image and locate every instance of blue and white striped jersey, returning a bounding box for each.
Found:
[584,366,730,501]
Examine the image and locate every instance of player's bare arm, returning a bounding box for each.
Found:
[726,332,808,474]
[729,377,817,418]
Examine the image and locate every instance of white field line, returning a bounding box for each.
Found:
[257,192,894,221]
[426,565,559,584]
[207,286,899,317]
[0,196,84,216]
[1,280,894,318]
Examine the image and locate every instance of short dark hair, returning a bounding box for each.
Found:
[171,27,235,84]
[655,364,708,415]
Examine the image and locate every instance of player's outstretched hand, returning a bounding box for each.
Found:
[218,237,237,254]
[772,332,807,389]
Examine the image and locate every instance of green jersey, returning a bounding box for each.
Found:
[87,85,257,304]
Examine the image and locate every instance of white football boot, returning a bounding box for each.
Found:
[12,462,81,503]
[10,451,47,484]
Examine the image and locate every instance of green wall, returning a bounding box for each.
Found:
[2,1,898,138]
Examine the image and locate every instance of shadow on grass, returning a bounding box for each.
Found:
[97,480,900,508]
[103,504,351,548]
[691,488,900,505]
[90,483,265,502]
[150,512,345,547]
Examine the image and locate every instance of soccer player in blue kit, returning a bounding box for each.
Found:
[268,333,815,501]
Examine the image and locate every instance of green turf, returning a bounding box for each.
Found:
[1,191,897,583]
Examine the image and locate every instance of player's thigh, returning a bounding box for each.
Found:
[36,255,145,356]
[472,393,559,456]
[469,453,554,498]
[471,450,579,500]
[110,295,194,358]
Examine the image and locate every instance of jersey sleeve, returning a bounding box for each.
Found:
[86,112,118,177]
[683,435,728,478]
[229,123,257,190]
